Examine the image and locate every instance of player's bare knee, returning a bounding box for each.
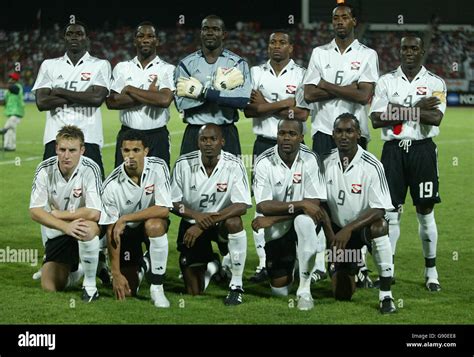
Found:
[416,204,433,215]
[144,218,167,237]
[82,221,100,241]
[224,216,243,234]
[369,218,388,239]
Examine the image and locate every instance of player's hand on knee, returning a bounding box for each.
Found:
[66,218,89,240]
[301,200,324,223]
[112,273,131,300]
[194,212,220,230]
[332,227,352,250]
[184,225,204,248]
[177,77,204,99]
[251,216,273,232]
[213,67,244,91]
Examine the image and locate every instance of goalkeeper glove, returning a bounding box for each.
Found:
[177,77,204,99]
[213,67,244,91]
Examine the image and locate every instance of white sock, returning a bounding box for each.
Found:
[314,228,326,273]
[221,253,231,269]
[149,235,168,284]
[425,267,439,280]
[379,290,393,301]
[294,214,317,296]
[371,235,394,295]
[386,211,401,254]
[66,263,84,288]
[78,236,100,290]
[417,211,438,268]
[253,228,266,269]
[204,260,219,291]
[271,284,291,297]
[227,230,247,289]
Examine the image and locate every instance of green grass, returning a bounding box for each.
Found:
[0,104,473,324]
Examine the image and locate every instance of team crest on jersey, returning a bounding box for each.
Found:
[351,184,362,194]
[416,86,427,95]
[217,183,228,192]
[81,72,91,81]
[286,85,296,94]
[145,184,155,195]
[351,61,361,70]
[73,188,82,198]
[293,173,302,184]
[148,74,158,82]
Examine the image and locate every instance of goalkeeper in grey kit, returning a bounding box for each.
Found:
[174,15,252,156]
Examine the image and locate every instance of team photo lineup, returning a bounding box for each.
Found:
[1,0,473,329]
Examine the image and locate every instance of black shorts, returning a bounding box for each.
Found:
[44,140,105,180]
[251,135,277,187]
[312,132,367,158]
[44,235,79,271]
[330,222,370,275]
[177,219,229,268]
[120,223,149,267]
[180,123,241,156]
[115,125,170,168]
[381,138,441,208]
[264,227,297,280]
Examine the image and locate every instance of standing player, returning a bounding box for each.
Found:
[32,21,111,178]
[29,125,102,302]
[370,36,446,292]
[322,114,396,314]
[252,119,327,311]
[175,15,251,156]
[303,4,378,156]
[1,72,25,151]
[100,130,172,307]
[106,21,175,168]
[171,124,251,305]
[244,30,309,282]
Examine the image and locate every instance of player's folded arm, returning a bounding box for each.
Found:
[303,83,336,103]
[35,87,70,111]
[105,90,139,110]
[126,86,174,108]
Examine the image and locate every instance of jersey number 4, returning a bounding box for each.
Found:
[199,193,217,208]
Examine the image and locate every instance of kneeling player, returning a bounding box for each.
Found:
[171,124,251,305]
[252,119,327,311]
[323,113,396,313]
[100,130,172,308]
[29,125,102,302]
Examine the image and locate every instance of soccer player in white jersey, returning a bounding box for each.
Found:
[252,119,326,311]
[29,125,102,302]
[100,130,172,307]
[322,114,396,314]
[303,4,379,157]
[175,15,252,156]
[171,124,251,305]
[370,36,447,292]
[106,21,175,168]
[244,30,309,283]
[32,21,111,178]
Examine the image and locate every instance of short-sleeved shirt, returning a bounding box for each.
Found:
[174,49,252,125]
[4,83,24,117]
[369,66,447,141]
[110,55,176,130]
[323,146,394,228]
[100,157,172,228]
[32,52,111,147]
[29,156,103,240]
[250,59,306,139]
[171,150,252,224]
[254,144,327,239]
[303,39,379,139]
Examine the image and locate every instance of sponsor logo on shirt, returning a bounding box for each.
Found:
[416,86,427,95]
[81,72,91,81]
[286,85,296,94]
[145,184,155,195]
[351,61,361,70]
[217,183,228,192]
[73,188,82,198]
[351,184,362,194]
[293,173,302,184]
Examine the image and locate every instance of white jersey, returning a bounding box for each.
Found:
[29,156,103,240]
[171,150,252,224]
[323,146,394,228]
[303,39,379,139]
[32,52,111,147]
[110,56,176,130]
[254,144,327,239]
[369,66,447,141]
[99,157,172,228]
[250,59,306,139]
